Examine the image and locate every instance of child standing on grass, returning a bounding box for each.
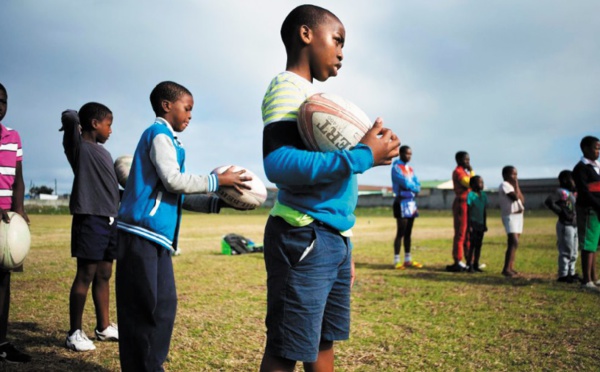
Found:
[572,135,600,292]
[499,165,525,277]
[0,83,31,363]
[391,145,422,269]
[116,81,249,371]
[260,5,399,371]
[544,170,579,283]
[61,103,120,351]
[447,151,475,272]
[466,175,487,273]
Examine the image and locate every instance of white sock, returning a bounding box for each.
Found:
[404,253,412,263]
[394,254,400,264]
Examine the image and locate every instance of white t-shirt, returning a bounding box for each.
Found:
[498,181,524,216]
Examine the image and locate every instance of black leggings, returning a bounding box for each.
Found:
[394,218,415,255]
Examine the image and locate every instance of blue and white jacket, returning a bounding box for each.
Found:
[117,118,220,252]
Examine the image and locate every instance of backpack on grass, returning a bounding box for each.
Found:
[221,233,264,255]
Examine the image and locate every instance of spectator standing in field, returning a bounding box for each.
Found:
[0,83,31,363]
[544,170,579,283]
[572,136,600,291]
[447,151,474,272]
[466,175,487,272]
[391,145,422,270]
[499,165,525,277]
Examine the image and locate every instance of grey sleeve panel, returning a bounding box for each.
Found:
[150,133,216,194]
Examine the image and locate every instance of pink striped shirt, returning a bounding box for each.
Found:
[0,123,23,210]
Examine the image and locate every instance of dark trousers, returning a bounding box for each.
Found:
[116,232,177,372]
[467,225,485,266]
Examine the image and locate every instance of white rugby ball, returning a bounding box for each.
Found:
[298,93,373,152]
[0,212,31,270]
[212,166,267,210]
[114,155,133,188]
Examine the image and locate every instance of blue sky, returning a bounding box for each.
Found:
[1,0,598,195]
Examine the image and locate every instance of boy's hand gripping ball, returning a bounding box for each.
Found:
[212,166,267,210]
[0,212,31,270]
[297,93,373,152]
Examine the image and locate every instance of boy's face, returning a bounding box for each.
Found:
[400,148,412,163]
[460,154,470,168]
[0,90,7,122]
[307,15,345,82]
[583,141,600,161]
[93,113,113,144]
[505,168,518,183]
[163,94,194,132]
[477,178,484,191]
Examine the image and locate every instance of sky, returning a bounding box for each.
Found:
[1,0,598,195]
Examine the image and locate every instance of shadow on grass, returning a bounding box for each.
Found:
[354,261,579,290]
[2,322,112,372]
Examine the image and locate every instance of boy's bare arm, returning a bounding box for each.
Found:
[359,119,400,166]
[11,161,29,223]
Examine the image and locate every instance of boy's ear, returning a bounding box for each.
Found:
[161,100,171,113]
[299,24,312,45]
[91,118,99,129]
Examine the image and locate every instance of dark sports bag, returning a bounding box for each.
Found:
[221,233,264,255]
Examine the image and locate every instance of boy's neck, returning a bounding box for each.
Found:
[81,130,97,143]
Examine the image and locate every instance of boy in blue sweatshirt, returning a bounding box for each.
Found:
[260,5,400,371]
[116,81,248,371]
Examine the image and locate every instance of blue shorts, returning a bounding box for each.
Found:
[263,216,352,363]
[71,214,118,261]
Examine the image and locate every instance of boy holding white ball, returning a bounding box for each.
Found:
[115,81,249,371]
[0,83,31,363]
[260,5,400,371]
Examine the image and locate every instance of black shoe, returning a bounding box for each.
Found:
[446,263,463,272]
[0,342,31,363]
[473,265,484,272]
[569,273,581,283]
[557,276,573,283]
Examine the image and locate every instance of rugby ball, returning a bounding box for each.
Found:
[114,155,133,188]
[0,212,31,270]
[212,166,267,210]
[298,93,372,152]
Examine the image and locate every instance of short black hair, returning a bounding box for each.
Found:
[469,175,482,189]
[0,83,6,95]
[502,165,515,179]
[281,4,339,52]
[455,151,468,164]
[558,170,572,185]
[78,102,112,132]
[400,145,411,155]
[580,135,600,151]
[150,81,192,116]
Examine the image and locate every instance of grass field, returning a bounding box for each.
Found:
[4,209,600,371]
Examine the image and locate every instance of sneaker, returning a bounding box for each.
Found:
[95,323,119,341]
[65,330,96,351]
[403,261,423,269]
[446,263,463,272]
[394,262,406,270]
[582,281,600,292]
[458,261,467,269]
[478,263,487,269]
[0,342,31,363]
[557,276,573,283]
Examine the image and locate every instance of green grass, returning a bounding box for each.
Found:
[6,209,600,371]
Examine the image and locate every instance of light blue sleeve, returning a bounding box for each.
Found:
[264,144,373,186]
